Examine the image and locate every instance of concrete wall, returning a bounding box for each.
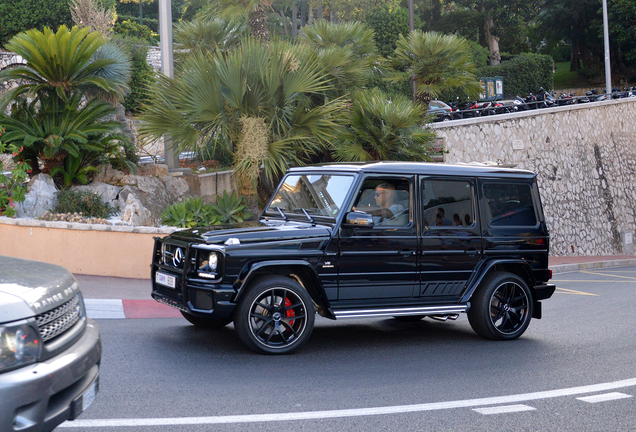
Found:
[0,218,177,278]
[432,98,636,256]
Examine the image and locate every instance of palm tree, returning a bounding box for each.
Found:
[174,17,247,56]
[392,31,480,106]
[200,0,272,42]
[299,20,383,98]
[0,25,130,110]
[332,88,436,162]
[139,38,347,185]
[0,25,132,178]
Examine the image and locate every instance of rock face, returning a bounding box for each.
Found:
[14,165,191,226]
[16,174,57,218]
[72,182,121,208]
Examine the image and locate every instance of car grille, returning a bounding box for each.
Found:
[189,288,214,310]
[36,294,82,342]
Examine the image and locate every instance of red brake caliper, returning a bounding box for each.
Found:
[285,298,295,326]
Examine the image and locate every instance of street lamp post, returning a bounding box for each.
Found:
[158,0,179,171]
[602,0,612,99]
[408,0,416,100]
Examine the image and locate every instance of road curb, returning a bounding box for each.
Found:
[551,259,636,274]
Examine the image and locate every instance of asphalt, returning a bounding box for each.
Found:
[75,255,636,319]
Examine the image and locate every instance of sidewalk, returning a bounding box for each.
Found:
[75,255,636,319]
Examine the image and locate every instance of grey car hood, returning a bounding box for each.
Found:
[0,256,81,322]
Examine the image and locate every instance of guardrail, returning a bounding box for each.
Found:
[434,93,636,122]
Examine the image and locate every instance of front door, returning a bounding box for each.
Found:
[418,176,482,303]
[338,175,418,301]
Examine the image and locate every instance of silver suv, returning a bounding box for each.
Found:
[0,256,101,431]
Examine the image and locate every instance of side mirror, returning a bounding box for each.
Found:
[342,211,374,228]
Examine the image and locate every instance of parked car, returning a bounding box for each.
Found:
[151,162,555,354]
[427,100,453,121]
[0,256,101,431]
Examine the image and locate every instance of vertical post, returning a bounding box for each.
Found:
[602,0,612,99]
[139,0,143,25]
[408,0,416,100]
[158,0,179,170]
[292,6,297,37]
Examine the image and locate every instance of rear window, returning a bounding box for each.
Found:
[482,183,537,226]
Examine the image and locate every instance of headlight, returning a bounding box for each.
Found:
[0,320,41,373]
[208,253,218,272]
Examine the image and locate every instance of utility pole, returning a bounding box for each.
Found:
[408,0,416,100]
[602,0,612,99]
[158,0,179,171]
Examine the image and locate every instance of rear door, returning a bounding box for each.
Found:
[418,176,482,303]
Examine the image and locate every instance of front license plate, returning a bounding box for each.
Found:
[82,379,98,412]
[156,271,176,288]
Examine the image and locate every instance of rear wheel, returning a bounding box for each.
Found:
[180,310,232,329]
[235,276,315,354]
[468,272,533,340]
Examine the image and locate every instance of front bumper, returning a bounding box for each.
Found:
[0,319,101,432]
[152,282,237,322]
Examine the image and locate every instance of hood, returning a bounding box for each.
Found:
[169,219,333,245]
[0,256,81,320]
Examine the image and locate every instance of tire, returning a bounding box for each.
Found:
[180,310,232,329]
[467,272,533,340]
[394,315,426,322]
[234,275,315,354]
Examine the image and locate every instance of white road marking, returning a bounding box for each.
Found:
[83,299,125,319]
[577,392,633,403]
[59,377,636,428]
[473,404,536,415]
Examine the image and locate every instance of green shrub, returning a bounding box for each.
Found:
[364,7,422,58]
[114,20,158,44]
[55,189,116,218]
[119,37,156,113]
[0,0,72,47]
[161,192,253,228]
[478,53,553,97]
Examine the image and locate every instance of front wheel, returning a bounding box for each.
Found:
[234,276,315,354]
[468,272,533,340]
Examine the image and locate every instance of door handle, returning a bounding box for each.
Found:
[466,250,481,255]
[400,250,415,256]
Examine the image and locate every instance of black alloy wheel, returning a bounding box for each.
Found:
[468,272,533,340]
[180,310,232,329]
[235,276,315,354]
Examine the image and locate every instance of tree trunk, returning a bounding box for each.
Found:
[570,40,581,72]
[414,91,432,106]
[292,6,297,37]
[248,5,270,43]
[485,15,500,66]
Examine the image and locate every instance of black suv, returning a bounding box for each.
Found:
[151,162,555,354]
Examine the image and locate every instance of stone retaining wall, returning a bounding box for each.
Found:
[432,98,636,257]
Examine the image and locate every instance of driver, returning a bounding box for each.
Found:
[373,183,404,222]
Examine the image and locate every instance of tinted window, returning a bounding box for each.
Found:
[483,183,537,226]
[421,179,474,228]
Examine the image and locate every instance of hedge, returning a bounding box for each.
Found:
[478,53,554,98]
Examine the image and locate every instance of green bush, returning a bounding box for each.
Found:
[161,192,253,228]
[364,7,422,58]
[478,53,553,97]
[55,189,116,218]
[0,0,72,47]
[114,20,158,44]
[119,37,156,113]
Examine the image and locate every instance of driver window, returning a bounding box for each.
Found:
[352,178,411,226]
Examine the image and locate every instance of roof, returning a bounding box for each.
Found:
[287,161,536,178]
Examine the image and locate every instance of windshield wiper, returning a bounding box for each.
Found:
[301,208,316,225]
[276,207,289,222]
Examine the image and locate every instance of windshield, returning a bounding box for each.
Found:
[266,174,355,218]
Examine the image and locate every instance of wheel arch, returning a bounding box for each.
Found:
[234,260,334,319]
[462,259,536,304]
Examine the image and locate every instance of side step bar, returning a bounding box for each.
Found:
[333,305,468,320]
